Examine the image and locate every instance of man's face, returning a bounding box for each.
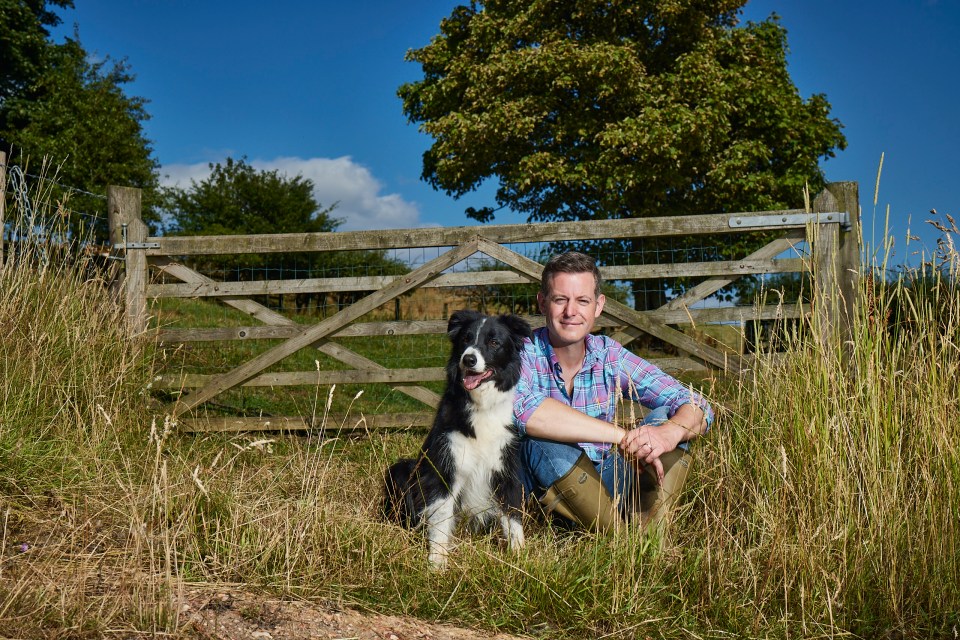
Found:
[538,271,605,349]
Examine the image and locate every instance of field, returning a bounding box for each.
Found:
[1,209,958,638]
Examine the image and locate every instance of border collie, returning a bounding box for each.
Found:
[382,309,532,566]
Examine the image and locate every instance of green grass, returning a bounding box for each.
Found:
[2,193,958,638]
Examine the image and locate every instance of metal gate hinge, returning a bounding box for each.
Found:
[117,223,159,250]
[119,242,160,250]
[729,211,850,231]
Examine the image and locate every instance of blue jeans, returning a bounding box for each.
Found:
[519,406,685,505]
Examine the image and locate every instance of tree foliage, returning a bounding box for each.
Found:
[0,0,73,103]
[400,1,847,311]
[401,0,845,224]
[1,1,158,242]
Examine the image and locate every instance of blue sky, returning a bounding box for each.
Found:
[53,1,958,263]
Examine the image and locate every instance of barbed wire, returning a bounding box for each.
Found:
[1,160,109,226]
[19,167,108,201]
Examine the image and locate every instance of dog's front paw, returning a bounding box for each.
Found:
[427,544,450,569]
[504,516,525,552]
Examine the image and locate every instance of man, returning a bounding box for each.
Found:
[513,251,713,532]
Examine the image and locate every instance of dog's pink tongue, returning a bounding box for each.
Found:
[463,370,493,390]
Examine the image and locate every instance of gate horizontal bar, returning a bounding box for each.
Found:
[729,211,849,230]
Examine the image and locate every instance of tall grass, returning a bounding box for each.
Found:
[1,178,957,637]
[695,228,960,636]
[0,189,175,635]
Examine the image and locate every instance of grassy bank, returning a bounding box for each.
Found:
[1,205,957,638]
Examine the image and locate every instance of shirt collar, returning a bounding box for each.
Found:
[533,327,600,372]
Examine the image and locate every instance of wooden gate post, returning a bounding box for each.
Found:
[812,181,860,353]
[107,186,148,337]
[828,181,861,346]
[0,151,6,266]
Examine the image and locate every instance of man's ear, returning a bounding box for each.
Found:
[537,291,546,315]
[595,293,606,317]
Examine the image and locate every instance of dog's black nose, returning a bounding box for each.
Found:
[462,353,477,368]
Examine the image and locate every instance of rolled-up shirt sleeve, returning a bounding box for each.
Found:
[614,343,714,429]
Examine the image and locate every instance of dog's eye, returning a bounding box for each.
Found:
[488,339,501,349]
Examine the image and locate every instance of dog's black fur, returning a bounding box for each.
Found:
[382,309,532,566]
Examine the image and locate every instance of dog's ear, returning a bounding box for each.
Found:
[447,309,482,340]
[499,314,533,349]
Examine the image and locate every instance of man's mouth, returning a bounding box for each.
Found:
[462,369,494,390]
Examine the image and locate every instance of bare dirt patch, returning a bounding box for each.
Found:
[178,585,526,640]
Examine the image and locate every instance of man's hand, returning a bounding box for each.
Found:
[619,424,679,483]
[619,408,702,483]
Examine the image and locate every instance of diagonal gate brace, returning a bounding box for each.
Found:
[174,238,482,415]
[476,238,742,372]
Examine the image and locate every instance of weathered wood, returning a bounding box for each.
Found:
[148,257,805,299]
[173,238,482,415]
[152,256,440,407]
[0,151,6,265]
[139,187,855,424]
[156,367,446,389]
[157,304,808,343]
[148,269,530,298]
[813,190,842,348]
[827,182,861,347]
[314,341,440,408]
[475,237,743,372]
[153,257,299,325]
[107,186,147,336]
[178,413,436,433]
[657,231,807,313]
[124,218,149,336]
[146,209,810,256]
[612,230,806,347]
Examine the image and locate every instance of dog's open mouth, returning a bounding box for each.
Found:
[462,369,494,390]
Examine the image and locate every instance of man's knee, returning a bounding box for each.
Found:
[520,438,584,493]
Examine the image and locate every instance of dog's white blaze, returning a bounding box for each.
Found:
[460,317,488,371]
[460,346,487,372]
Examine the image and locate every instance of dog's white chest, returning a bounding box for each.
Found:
[445,388,517,507]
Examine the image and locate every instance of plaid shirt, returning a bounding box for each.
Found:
[513,327,714,462]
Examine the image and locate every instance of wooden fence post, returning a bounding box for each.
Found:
[812,181,860,353]
[828,181,861,346]
[107,186,148,337]
[0,150,6,266]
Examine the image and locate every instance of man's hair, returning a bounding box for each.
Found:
[540,251,602,297]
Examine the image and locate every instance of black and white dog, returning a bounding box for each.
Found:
[382,309,532,566]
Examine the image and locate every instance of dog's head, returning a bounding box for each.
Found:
[446,310,533,392]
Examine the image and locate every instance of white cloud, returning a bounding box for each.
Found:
[160,156,423,232]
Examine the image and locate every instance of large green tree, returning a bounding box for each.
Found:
[400,0,846,307]
[1,2,158,242]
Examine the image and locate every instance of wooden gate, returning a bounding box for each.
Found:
[108,182,860,432]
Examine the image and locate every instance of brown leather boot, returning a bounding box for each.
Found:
[539,452,622,533]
